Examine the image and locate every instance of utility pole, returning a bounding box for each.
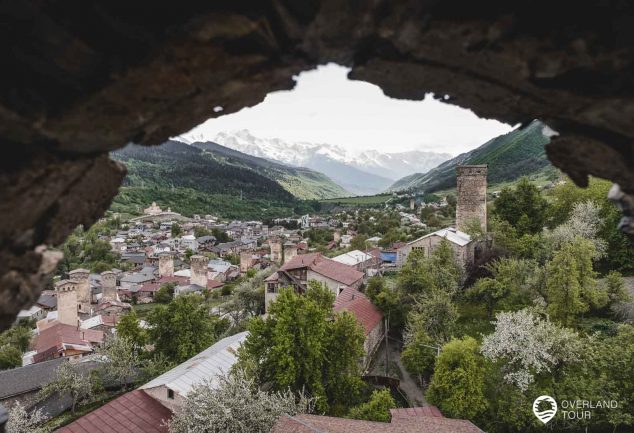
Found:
[384,314,389,376]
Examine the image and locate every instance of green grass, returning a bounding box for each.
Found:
[321,194,392,205]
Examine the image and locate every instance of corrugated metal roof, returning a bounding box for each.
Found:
[332,250,373,266]
[408,228,472,247]
[140,332,248,397]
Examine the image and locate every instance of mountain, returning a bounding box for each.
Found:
[110,141,324,219]
[389,120,553,192]
[204,130,451,195]
[190,141,349,199]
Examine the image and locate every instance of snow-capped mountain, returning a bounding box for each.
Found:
[187,130,451,195]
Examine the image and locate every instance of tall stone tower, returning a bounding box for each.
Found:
[283,243,298,264]
[269,237,283,265]
[190,255,208,287]
[100,270,118,302]
[240,251,252,273]
[456,165,488,233]
[158,253,174,277]
[55,280,78,326]
[69,268,91,315]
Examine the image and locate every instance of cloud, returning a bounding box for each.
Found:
[180,63,513,156]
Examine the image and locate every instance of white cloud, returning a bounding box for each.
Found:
[180,63,513,156]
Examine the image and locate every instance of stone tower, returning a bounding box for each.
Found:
[456,165,488,233]
[269,237,283,265]
[55,279,78,326]
[69,268,91,315]
[158,253,174,277]
[100,270,118,302]
[240,251,252,273]
[190,255,208,287]
[283,243,298,264]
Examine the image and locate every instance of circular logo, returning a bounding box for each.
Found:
[533,395,557,424]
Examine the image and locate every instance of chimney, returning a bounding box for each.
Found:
[190,255,209,287]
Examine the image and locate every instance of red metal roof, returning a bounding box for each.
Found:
[57,389,172,433]
[33,323,104,362]
[390,406,444,419]
[333,287,382,336]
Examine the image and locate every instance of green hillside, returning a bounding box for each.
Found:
[110,141,321,219]
[192,141,349,200]
[389,120,551,193]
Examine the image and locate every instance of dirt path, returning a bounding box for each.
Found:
[370,340,426,407]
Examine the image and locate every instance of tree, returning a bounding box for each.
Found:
[604,270,631,305]
[351,234,369,251]
[398,239,460,297]
[40,361,93,414]
[407,291,458,345]
[171,223,182,237]
[169,371,313,433]
[116,309,147,348]
[401,328,437,382]
[98,335,140,390]
[493,177,548,235]
[147,294,229,363]
[0,325,32,352]
[236,285,365,413]
[546,237,604,325]
[347,389,396,422]
[154,282,176,303]
[6,402,46,433]
[0,344,22,370]
[481,309,580,391]
[467,258,536,317]
[427,337,488,420]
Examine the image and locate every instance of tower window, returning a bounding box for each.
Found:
[167,388,174,399]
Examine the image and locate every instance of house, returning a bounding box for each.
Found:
[80,314,117,332]
[57,389,172,433]
[16,305,46,322]
[396,228,474,270]
[179,234,198,252]
[35,292,57,312]
[31,323,104,364]
[332,250,379,274]
[119,271,155,290]
[333,287,383,367]
[264,253,364,311]
[140,332,248,411]
[94,300,131,317]
[271,406,485,433]
[0,357,65,410]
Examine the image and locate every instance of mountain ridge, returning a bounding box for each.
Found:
[388,120,553,192]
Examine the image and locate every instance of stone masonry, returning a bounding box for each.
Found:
[190,255,208,287]
[100,271,117,302]
[55,280,78,327]
[68,268,91,315]
[456,165,488,233]
[158,253,174,278]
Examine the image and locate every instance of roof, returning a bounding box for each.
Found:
[0,357,65,400]
[390,406,444,420]
[33,323,103,354]
[36,294,57,309]
[80,315,116,330]
[271,413,485,433]
[57,389,172,433]
[141,332,248,397]
[333,288,382,336]
[407,228,472,247]
[280,253,364,286]
[120,273,155,284]
[332,250,374,266]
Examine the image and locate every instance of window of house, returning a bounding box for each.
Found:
[167,388,174,399]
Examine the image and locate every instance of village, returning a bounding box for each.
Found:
[0,166,492,432]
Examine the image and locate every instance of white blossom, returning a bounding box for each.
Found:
[545,200,606,257]
[481,309,580,391]
[7,402,47,433]
[168,371,314,433]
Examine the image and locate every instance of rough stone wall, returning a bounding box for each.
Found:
[69,269,91,314]
[56,281,78,327]
[270,238,283,265]
[239,251,252,273]
[100,271,117,302]
[158,254,174,278]
[189,255,208,287]
[456,165,488,233]
[283,245,298,265]
[1,0,634,330]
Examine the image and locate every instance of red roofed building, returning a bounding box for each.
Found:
[32,322,104,364]
[271,411,486,433]
[57,389,172,433]
[264,253,364,311]
[334,287,383,366]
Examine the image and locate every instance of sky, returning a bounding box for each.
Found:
[181,63,514,156]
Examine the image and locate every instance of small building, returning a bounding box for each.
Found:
[396,228,474,271]
[332,250,379,274]
[333,287,383,367]
[31,323,103,364]
[140,332,248,411]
